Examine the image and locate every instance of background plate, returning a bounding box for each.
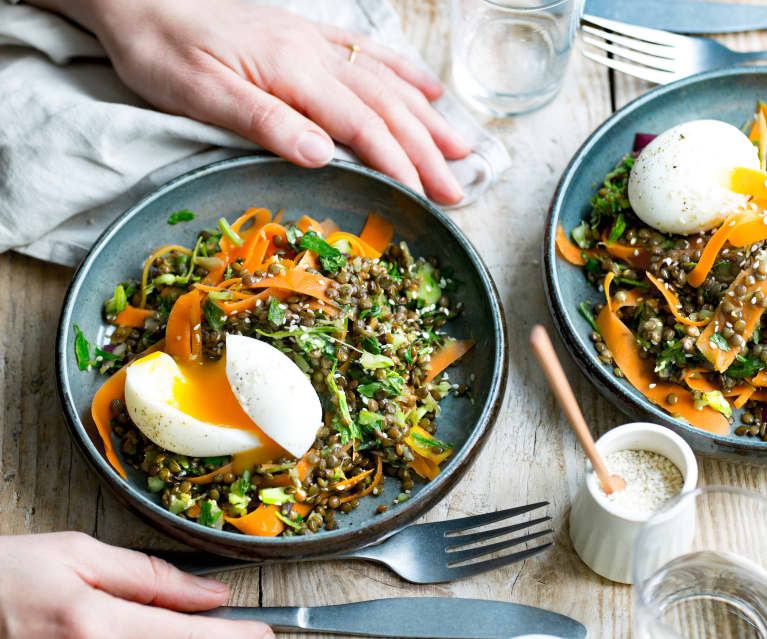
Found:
[56,156,507,559]
[545,67,767,463]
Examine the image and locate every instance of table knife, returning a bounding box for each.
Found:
[584,0,767,34]
[199,597,587,638]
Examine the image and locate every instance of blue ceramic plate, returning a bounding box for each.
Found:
[56,156,507,559]
[544,67,767,463]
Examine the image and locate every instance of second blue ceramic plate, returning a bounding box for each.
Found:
[544,67,767,463]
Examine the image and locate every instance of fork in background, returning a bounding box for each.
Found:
[147,501,553,584]
[581,13,767,85]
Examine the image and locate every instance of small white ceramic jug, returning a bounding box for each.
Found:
[569,422,698,584]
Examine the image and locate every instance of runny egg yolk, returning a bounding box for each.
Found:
[147,351,287,465]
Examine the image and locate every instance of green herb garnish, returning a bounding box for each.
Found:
[578,302,601,335]
[167,209,195,225]
[607,213,627,245]
[218,217,243,247]
[203,298,226,330]
[199,500,222,527]
[299,231,347,273]
[709,332,731,352]
[361,336,381,354]
[104,284,127,316]
[726,354,766,379]
[411,431,453,450]
[73,324,123,371]
[268,299,286,326]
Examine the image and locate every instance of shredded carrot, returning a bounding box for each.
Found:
[734,386,756,409]
[224,502,312,537]
[409,455,440,481]
[683,369,752,402]
[598,273,729,434]
[325,231,381,259]
[319,217,340,237]
[338,456,382,504]
[139,245,193,308]
[696,263,767,372]
[193,283,253,300]
[555,224,588,265]
[360,212,394,255]
[261,451,315,488]
[751,370,767,387]
[297,215,324,234]
[646,273,709,327]
[91,366,129,478]
[219,208,271,253]
[187,463,233,485]
[109,305,156,329]
[295,250,318,270]
[201,262,226,286]
[405,425,453,465]
[164,290,202,362]
[331,467,374,492]
[219,288,290,315]
[424,339,475,384]
[686,213,750,287]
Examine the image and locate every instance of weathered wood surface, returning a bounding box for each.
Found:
[1,2,767,636]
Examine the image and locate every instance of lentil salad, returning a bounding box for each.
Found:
[78,209,475,536]
[556,102,767,440]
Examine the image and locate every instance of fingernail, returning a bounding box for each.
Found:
[297,131,334,165]
[192,576,229,593]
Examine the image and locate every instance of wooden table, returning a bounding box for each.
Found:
[2,2,767,636]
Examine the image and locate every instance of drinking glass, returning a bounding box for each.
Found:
[450,0,583,116]
[633,486,767,638]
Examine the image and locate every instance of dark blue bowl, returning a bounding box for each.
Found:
[544,67,767,463]
[56,156,507,559]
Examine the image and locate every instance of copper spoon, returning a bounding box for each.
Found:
[530,325,626,494]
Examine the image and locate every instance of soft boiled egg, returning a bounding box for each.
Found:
[628,119,760,235]
[124,334,321,459]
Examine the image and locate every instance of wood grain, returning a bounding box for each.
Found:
[2,2,767,638]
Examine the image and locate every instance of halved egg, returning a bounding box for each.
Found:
[628,120,760,235]
[124,335,321,459]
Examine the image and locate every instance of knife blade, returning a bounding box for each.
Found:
[199,597,587,638]
[584,0,767,34]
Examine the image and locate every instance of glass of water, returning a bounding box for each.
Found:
[450,0,583,116]
[633,486,767,638]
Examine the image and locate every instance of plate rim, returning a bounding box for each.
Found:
[55,155,509,557]
[544,66,767,456]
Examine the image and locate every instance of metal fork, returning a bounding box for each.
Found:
[147,502,552,584]
[581,13,767,85]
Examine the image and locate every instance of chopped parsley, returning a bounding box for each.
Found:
[299,231,347,273]
[411,431,453,450]
[167,209,195,225]
[268,299,286,326]
[203,298,226,330]
[73,324,123,371]
[709,332,731,352]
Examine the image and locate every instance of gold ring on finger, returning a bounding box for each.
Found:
[347,43,361,64]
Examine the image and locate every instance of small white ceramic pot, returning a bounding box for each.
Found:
[568,422,698,584]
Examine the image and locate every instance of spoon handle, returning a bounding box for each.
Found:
[529,325,616,492]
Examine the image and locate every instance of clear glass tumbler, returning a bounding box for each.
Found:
[450,0,583,116]
[633,486,767,639]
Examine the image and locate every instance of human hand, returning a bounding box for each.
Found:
[58,0,471,204]
[0,532,273,639]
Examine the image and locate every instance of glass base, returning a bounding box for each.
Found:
[451,71,562,117]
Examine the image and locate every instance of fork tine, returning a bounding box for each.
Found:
[582,13,683,47]
[446,516,552,550]
[582,50,678,85]
[446,529,553,565]
[445,543,552,581]
[581,24,674,59]
[582,36,677,73]
[440,501,549,535]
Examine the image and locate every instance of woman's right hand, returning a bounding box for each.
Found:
[40,0,472,204]
[0,532,273,639]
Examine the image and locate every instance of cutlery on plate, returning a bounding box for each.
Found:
[198,597,587,638]
[585,0,767,35]
[580,13,767,84]
[146,502,553,583]
[530,326,625,495]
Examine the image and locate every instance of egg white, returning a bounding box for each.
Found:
[225,334,321,458]
[627,119,759,235]
[125,352,264,457]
